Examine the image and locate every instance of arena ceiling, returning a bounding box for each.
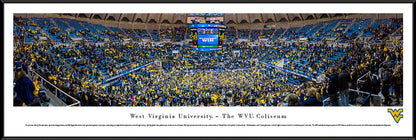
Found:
[61,13,351,24]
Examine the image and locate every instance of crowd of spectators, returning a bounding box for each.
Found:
[13,16,403,107]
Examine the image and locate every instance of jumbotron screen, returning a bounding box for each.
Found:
[189,24,226,51]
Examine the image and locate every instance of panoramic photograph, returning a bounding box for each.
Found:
[13,13,403,107]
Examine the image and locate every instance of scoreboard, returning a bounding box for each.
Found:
[189,24,226,51]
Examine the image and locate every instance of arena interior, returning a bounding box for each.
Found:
[13,13,403,107]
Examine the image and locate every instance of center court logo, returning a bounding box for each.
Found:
[387,108,403,123]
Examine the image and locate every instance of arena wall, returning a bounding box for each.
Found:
[15,13,400,30]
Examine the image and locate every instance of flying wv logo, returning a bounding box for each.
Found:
[387,108,403,123]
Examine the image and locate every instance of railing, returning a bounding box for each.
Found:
[28,69,81,107]
[322,89,383,106]
[356,71,371,91]
[102,62,155,84]
[259,61,314,81]
[348,89,382,106]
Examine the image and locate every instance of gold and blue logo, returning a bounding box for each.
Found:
[387,108,403,123]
